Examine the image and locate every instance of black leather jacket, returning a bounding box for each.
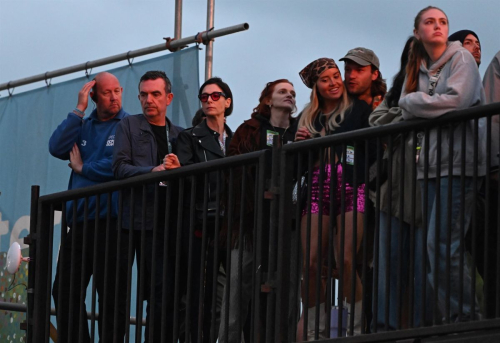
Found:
[176,120,233,204]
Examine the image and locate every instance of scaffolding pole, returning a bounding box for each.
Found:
[205,0,215,80]
[174,0,183,39]
[0,22,248,93]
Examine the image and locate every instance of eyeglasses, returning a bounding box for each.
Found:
[198,92,226,102]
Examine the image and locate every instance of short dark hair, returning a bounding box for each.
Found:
[199,77,233,117]
[139,70,172,94]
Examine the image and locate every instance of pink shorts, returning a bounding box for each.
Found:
[302,164,365,217]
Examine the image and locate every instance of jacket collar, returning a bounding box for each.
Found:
[192,120,232,158]
[138,114,176,132]
[88,107,128,121]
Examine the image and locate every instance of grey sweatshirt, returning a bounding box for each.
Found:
[483,50,500,168]
[399,41,486,179]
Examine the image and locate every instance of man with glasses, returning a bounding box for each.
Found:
[113,70,183,342]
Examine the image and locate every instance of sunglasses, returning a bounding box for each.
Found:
[198,92,226,102]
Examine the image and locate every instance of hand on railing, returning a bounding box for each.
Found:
[295,127,312,142]
[164,153,181,170]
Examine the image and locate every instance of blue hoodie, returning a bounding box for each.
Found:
[49,108,129,226]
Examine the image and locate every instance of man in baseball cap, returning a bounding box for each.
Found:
[340,47,386,110]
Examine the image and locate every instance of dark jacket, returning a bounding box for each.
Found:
[176,120,233,206]
[223,114,298,249]
[311,98,377,185]
[112,114,183,230]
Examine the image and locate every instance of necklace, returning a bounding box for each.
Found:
[271,124,289,146]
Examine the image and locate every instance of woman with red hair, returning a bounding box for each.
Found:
[219,79,298,342]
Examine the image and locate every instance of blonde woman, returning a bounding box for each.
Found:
[296,58,375,339]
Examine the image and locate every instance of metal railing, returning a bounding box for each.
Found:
[22,102,500,342]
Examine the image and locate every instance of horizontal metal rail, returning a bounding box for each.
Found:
[0,23,249,92]
[284,102,500,153]
[0,301,147,325]
[38,150,266,204]
[321,318,500,342]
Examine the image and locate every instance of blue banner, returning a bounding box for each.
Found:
[0,47,199,253]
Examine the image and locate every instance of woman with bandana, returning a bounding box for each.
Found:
[295,58,376,339]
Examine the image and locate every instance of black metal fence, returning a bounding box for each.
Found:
[24,102,500,342]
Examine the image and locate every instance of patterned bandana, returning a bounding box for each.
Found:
[299,58,338,89]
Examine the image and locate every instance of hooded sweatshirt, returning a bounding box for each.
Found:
[482,50,500,168]
[399,41,486,179]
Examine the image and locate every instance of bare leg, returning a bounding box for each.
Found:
[297,214,330,341]
[335,211,364,305]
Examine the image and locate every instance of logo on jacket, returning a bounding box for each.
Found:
[81,140,87,147]
[106,135,115,147]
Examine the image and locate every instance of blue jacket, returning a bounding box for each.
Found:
[49,108,129,226]
[112,114,183,230]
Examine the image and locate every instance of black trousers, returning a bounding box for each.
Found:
[180,215,225,343]
[120,228,177,343]
[52,219,127,343]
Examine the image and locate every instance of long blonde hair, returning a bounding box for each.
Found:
[298,83,352,136]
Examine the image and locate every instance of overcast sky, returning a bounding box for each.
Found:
[1,0,499,129]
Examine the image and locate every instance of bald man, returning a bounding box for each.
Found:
[49,72,129,343]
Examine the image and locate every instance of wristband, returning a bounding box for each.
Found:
[73,108,85,118]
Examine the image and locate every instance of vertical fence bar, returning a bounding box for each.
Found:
[301,150,314,341]
[422,129,430,326]
[265,137,280,342]
[237,168,247,340]
[113,190,124,343]
[409,131,417,328]
[314,147,325,340]
[185,176,198,342]
[458,122,466,319]
[102,194,112,342]
[148,183,160,342]
[161,180,173,343]
[210,170,222,343]
[484,115,492,319]
[471,118,479,320]
[44,205,55,343]
[384,136,393,331]
[276,149,294,341]
[446,126,454,322]
[33,200,50,340]
[252,153,267,342]
[27,186,40,343]
[135,184,148,343]
[397,133,406,330]
[90,196,100,341]
[326,147,336,338]
[339,143,349,335]
[372,137,383,333]
[350,141,359,334]
[434,127,442,323]
[497,119,500,318]
[173,178,185,342]
[197,174,210,343]
[124,188,136,342]
[223,170,234,343]
[361,140,370,335]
